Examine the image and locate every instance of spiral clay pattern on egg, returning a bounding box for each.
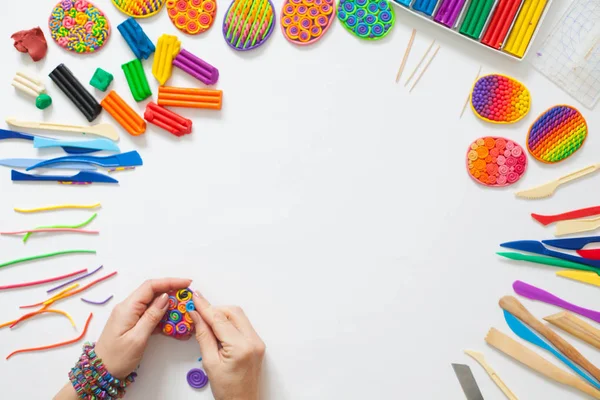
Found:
[159,288,195,339]
[527,105,587,164]
[281,0,335,45]
[470,74,530,124]
[467,136,527,187]
[167,0,216,35]
[337,0,394,40]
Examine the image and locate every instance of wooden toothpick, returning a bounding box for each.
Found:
[396,29,417,83]
[460,65,482,118]
[585,37,599,61]
[409,45,441,93]
[405,39,436,87]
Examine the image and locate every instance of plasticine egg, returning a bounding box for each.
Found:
[281,0,336,45]
[111,0,167,18]
[470,74,530,124]
[167,0,216,35]
[223,0,276,50]
[49,0,111,54]
[527,105,587,164]
[160,288,195,339]
[466,136,527,187]
[337,0,395,40]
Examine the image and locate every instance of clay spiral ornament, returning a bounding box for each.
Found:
[159,288,196,339]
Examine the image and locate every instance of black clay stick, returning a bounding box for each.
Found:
[49,64,102,122]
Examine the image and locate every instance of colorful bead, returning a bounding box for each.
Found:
[527,105,587,164]
[337,0,394,40]
[470,74,531,124]
[467,136,527,187]
[160,288,195,339]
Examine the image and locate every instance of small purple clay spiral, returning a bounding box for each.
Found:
[187,368,209,389]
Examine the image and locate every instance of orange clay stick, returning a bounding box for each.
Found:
[101,91,146,136]
[6,313,93,360]
[158,86,222,110]
[9,308,76,329]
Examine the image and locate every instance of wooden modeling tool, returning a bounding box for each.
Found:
[485,328,600,399]
[556,216,600,236]
[545,312,600,351]
[396,29,416,83]
[499,295,600,383]
[460,66,482,118]
[409,45,441,93]
[405,39,436,87]
[464,350,518,399]
[6,118,119,141]
[515,164,600,199]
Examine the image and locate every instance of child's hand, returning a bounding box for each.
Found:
[189,291,266,400]
[94,278,192,378]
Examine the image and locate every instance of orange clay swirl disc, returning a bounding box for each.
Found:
[167,0,216,35]
[466,136,528,187]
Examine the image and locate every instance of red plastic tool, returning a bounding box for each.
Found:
[576,249,600,260]
[531,206,600,226]
[144,102,192,137]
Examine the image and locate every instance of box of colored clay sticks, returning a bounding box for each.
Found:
[391,0,553,61]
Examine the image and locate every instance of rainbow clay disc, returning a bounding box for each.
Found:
[167,0,216,35]
[337,0,395,40]
[49,0,111,54]
[112,0,167,18]
[467,136,527,187]
[527,105,587,164]
[470,74,530,124]
[160,288,195,339]
[281,0,336,45]
[223,0,275,51]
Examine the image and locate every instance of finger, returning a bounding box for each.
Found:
[131,293,170,338]
[192,290,211,311]
[189,310,219,365]
[198,305,244,344]
[220,306,262,342]
[123,278,192,312]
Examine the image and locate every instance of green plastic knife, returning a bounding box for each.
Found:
[497,252,600,274]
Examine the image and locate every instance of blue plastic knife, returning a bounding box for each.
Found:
[12,170,118,184]
[500,240,600,268]
[543,237,600,251]
[33,137,120,152]
[26,151,143,171]
[0,158,96,170]
[0,128,97,154]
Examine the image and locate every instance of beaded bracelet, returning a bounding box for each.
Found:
[69,342,136,399]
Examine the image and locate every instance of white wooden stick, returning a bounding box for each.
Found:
[405,39,436,87]
[396,28,417,83]
[409,45,441,93]
[460,65,482,118]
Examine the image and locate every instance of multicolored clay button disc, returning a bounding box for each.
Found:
[281,0,335,45]
[167,0,216,35]
[223,0,276,50]
[337,0,395,40]
[49,0,111,54]
[527,105,587,164]
[467,136,527,187]
[470,74,530,124]
[111,0,167,18]
[159,288,195,339]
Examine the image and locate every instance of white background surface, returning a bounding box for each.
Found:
[0,0,599,399]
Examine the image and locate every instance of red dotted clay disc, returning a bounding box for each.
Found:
[166,0,216,34]
[466,136,527,187]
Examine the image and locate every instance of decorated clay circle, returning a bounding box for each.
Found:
[337,0,395,40]
[160,288,195,339]
[527,105,587,164]
[467,137,527,187]
[49,0,110,54]
[470,74,530,124]
[111,0,167,18]
[223,0,276,51]
[167,0,216,35]
[281,0,336,45]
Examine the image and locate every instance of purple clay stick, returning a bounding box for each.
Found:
[447,0,467,27]
[81,294,114,305]
[173,49,219,86]
[434,0,454,23]
[47,265,103,293]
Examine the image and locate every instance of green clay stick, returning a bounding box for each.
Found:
[0,250,96,270]
[23,213,97,243]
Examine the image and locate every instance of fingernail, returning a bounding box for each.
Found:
[156,293,168,308]
[189,310,200,324]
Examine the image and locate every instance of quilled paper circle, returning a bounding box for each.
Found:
[337,0,394,40]
[527,105,587,164]
[167,0,216,35]
[223,0,276,51]
[111,0,166,18]
[187,368,209,389]
[470,74,530,124]
[281,0,335,45]
[160,288,195,339]
[466,136,527,187]
[49,0,111,54]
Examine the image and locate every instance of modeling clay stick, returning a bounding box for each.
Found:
[157,87,223,110]
[504,0,532,51]
[117,17,155,60]
[0,250,95,270]
[101,91,146,136]
[173,49,219,85]
[152,34,181,85]
[9,308,76,329]
[14,203,101,213]
[81,295,113,305]
[0,268,87,290]
[122,59,152,102]
[509,0,539,53]
[12,72,45,97]
[49,64,102,122]
[494,0,523,47]
[47,265,103,293]
[515,0,546,56]
[144,102,192,137]
[482,0,511,47]
[447,0,467,26]
[460,0,480,33]
[473,0,497,39]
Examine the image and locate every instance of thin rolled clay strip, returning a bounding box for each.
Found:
[0,250,96,270]
[0,268,87,290]
[6,313,93,360]
[1,228,99,236]
[47,265,103,293]
[23,213,97,242]
[14,203,101,213]
[9,308,76,329]
[81,295,113,305]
